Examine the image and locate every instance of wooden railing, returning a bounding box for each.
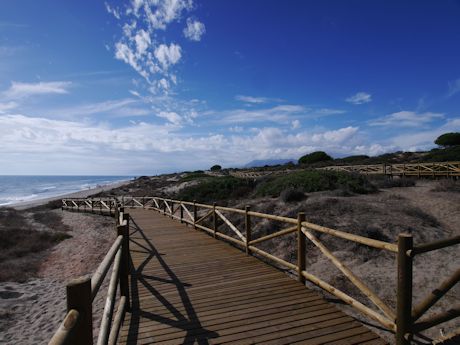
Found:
[49,203,130,345]
[59,196,460,345]
[320,161,460,177]
[230,161,460,179]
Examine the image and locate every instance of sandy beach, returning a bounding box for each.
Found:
[0,180,130,344]
[12,179,132,210]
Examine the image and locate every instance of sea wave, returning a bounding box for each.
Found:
[0,194,39,206]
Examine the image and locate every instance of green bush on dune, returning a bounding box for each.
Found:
[176,176,254,202]
[256,170,376,197]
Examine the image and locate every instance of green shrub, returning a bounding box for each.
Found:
[435,132,460,147]
[180,172,212,182]
[210,164,222,171]
[299,151,332,164]
[280,188,306,203]
[256,170,376,197]
[337,155,370,164]
[176,176,254,202]
[424,146,460,162]
[368,176,416,189]
[298,151,333,165]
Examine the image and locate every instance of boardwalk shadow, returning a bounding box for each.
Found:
[126,215,218,344]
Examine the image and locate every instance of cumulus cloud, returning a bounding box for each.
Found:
[108,0,203,94]
[154,43,182,70]
[369,111,444,127]
[346,92,372,105]
[0,111,366,173]
[6,107,458,174]
[183,18,205,41]
[3,81,71,99]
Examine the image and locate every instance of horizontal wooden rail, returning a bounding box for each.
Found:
[409,235,460,256]
[302,221,398,252]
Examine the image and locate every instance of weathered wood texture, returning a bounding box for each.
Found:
[117,209,385,345]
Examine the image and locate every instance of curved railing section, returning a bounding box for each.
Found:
[59,196,459,345]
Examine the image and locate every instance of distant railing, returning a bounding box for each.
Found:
[60,196,460,345]
[230,161,460,179]
[49,202,130,345]
[320,161,460,177]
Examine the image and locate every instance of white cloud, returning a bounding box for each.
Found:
[0,101,18,113]
[346,92,372,105]
[3,81,71,99]
[229,126,244,133]
[105,2,121,19]
[291,119,300,129]
[6,107,458,174]
[108,0,203,94]
[214,104,345,125]
[141,0,193,30]
[157,111,182,125]
[235,95,269,104]
[235,95,285,104]
[154,43,182,70]
[46,98,150,118]
[183,18,205,41]
[134,29,151,56]
[447,78,460,98]
[369,111,444,127]
[0,111,364,173]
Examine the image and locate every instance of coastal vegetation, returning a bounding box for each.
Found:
[0,206,71,282]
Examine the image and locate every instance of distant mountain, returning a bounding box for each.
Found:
[244,159,297,168]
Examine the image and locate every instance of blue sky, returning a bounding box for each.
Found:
[1,0,460,175]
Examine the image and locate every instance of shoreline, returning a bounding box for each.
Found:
[11,179,133,210]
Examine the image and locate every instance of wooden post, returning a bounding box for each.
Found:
[180,202,184,223]
[171,200,174,219]
[118,219,131,311]
[396,233,413,345]
[245,205,251,255]
[163,201,166,216]
[193,200,197,230]
[213,202,217,238]
[122,196,125,207]
[142,196,145,209]
[66,276,92,345]
[297,212,306,284]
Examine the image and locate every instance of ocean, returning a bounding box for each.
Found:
[0,176,133,206]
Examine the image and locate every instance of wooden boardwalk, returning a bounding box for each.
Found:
[118,208,386,345]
